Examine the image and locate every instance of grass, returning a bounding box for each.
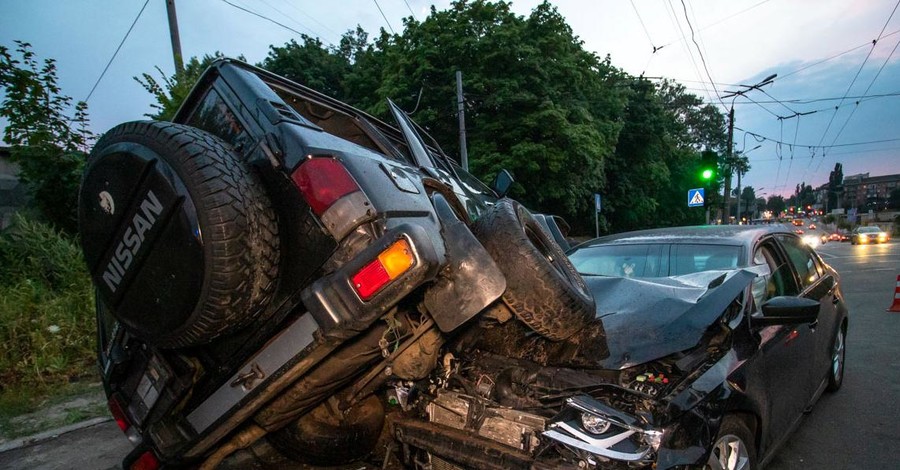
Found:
[0,213,101,440]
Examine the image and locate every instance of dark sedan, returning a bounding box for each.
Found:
[557,225,849,469]
[392,225,848,470]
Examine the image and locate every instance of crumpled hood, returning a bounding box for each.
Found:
[586,269,757,369]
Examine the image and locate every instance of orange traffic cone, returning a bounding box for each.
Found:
[888,275,900,313]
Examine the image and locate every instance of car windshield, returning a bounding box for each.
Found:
[568,243,742,278]
[858,227,881,233]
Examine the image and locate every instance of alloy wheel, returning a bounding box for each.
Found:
[706,434,751,470]
[832,328,845,382]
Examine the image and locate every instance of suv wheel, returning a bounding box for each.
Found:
[472,199,593,341]
[79,121,279,348]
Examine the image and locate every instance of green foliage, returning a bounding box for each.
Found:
[261,36,353,99]
[767,195,786,214]
[828,163,843,209]
[135,53,232,121]
[0,41,90,234]
[0,214,95,389]
[140,1,728,235]
[889,187,900,210]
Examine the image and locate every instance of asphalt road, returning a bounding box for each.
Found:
[767,236,900,469]
[2,236,897,469]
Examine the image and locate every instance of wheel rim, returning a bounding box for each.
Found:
[524,225,590,298]
[707,434,750,470]
[832,328,845,381]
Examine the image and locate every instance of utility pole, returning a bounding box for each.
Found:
[724,107,734,223]
[456,71,468,171]
[166,0,184,75]
[720,73,776,224]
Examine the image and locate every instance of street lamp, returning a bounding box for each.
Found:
[720,74,776,223]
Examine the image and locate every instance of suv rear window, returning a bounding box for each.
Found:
[184,89,254,152]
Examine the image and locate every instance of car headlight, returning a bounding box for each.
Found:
[802,235,819,247]
[581,412,612,434]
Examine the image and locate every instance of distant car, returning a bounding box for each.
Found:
[794,228,805,235]
[828,232,847,242]
[850,226,889,245]
[809,223,817,230]
[792,219,804,226]
[803,234,822,248]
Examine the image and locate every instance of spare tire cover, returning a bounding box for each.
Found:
[79,121,278,348]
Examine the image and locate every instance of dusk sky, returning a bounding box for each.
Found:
[2,0,899,199]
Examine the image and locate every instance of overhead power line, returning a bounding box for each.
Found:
[680,0,725,109]
[372,0,396,34]
[84,0,150,103]
[256,0,332,42]
[630,0,657,51]
[403,0,418,21]
[736,127,900,149]
[815,0,900,149]
[656,0,772,50]
[221,0,332,45]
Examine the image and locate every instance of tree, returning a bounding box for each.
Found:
[0,41,90,233]
[261,36,351,99]
[827,162,843,210]
[738,186,756,220]
[890,187,900,210]
[766,195,786,215]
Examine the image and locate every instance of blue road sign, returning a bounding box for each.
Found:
[594,193,602,212]
[688,188,705,207]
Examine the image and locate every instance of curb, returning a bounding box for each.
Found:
[0,416,113,454]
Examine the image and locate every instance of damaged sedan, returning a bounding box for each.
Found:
[396,225,848,470]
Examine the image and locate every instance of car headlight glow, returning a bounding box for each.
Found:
[581,412,612,434]
[802,235,820,248]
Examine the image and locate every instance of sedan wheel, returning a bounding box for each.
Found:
[706,416,756,470]
[827,326,846,392]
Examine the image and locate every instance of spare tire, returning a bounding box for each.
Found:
[78,121,278,348]
[472,199,593,341]
[268,395,384,465]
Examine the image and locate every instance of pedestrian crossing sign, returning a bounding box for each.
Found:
[688,188,705,207]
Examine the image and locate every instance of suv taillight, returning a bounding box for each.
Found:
[291,157,361,216]
[108,396,130,433]
[351,239,415,300]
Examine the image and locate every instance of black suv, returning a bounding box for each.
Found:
[78,59,590,468]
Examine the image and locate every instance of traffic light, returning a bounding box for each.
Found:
[699,151,718,183]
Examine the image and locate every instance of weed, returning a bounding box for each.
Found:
[0,213,95,392]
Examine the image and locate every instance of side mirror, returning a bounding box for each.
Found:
[755,296,820,326]
[492,169,514,198]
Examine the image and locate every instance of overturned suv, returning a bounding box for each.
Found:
[79,59,592,468]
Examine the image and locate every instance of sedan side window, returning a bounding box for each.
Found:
[777,235,821,290]
[750,244,798,308]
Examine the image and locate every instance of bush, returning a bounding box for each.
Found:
[0,213,95,389]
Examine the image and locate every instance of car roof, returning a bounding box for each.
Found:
[570,224,794,253]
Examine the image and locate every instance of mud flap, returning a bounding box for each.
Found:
[424,194,506,332]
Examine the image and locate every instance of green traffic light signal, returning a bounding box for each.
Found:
[701,168,714,180]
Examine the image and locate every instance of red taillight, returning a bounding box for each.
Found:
[291,157,361,216]
[131,450,160,470]
[351,239,415,300]
[108,396,130,433]
[352,259,391,299]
